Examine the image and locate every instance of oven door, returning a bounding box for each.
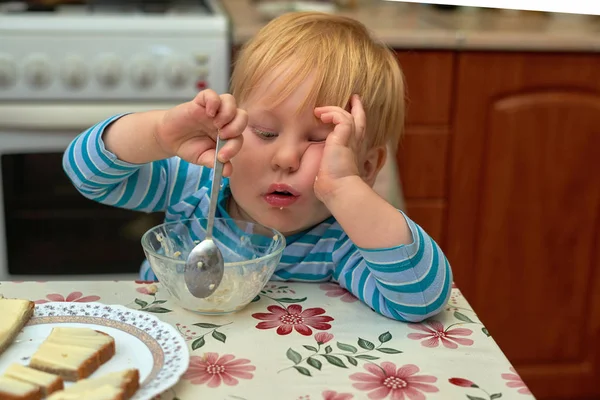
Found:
[0,103,174,281]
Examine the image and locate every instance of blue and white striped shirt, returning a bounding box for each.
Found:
[63,114,452,322]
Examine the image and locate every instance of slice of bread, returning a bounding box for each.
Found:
[46,369,139,400]
[0,375,42,400]
[29,327,115,381]
[3,363,63,397]
[0,299,35,356]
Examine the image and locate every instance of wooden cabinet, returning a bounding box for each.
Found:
[395,50,600,399]
[395,51,455,246]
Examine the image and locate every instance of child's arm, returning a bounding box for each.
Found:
[315,95,452,322]
[63,117,209,212]
[63,90,246,211]
[331,216,452,322]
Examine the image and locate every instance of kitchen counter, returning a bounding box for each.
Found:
[221,0,600,51]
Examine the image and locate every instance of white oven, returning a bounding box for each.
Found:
[0,0,230,281]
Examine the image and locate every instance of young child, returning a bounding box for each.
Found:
[63,11,452,322]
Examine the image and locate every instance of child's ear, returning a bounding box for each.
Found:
[361,145,388,187]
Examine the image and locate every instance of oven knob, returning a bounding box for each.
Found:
[23,54,53,89]
[95,54,122,88]
[61,55,88,89]
[0,55,17,89]
[129,56,156,89]
[164,57,190,88]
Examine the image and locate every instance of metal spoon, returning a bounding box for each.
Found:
[184,134,227,298]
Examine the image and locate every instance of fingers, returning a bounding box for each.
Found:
[314,106,354,147]
[217,136,244,163]
[213,94,238,129]
[193,89,221,118]
[196,147,216,168]
[218,108,247,140]
[196,147,235,177]
[350,94,366,142]
[314,94,366,147]
[216,105,246,162]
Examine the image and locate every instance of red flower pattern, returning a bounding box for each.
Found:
[136,284,158,295]
[252,304,333,336]
[315,332,334,344]
[350,362,438,400]
[319,283,358,303]
[182,353,255,387]
[448,377,476,388]
[322,390,354,400]
[501,367,532,395]
[34,291,100,304]
[407,320,473,349]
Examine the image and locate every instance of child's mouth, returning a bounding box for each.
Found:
[264,185,300,208]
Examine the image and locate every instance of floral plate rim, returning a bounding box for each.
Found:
[28,301,189,400]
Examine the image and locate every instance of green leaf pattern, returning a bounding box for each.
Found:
[174,321,232,350]
[280,331,402,376]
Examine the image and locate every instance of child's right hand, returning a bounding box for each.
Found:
[154,89,247,176]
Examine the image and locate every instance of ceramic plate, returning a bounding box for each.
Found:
[0,302,189,400]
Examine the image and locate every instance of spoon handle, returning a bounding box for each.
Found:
[206,133,227,240]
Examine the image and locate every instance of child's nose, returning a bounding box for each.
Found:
[271,141,303,173]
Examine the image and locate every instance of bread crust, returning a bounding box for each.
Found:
[28,329,116,382]
[0,377,42,400]
[3,365,64,397]
[42,375,63,396]
[95,331,116,364]
[0,300,34,356]
[44,369,139,400]
[120,369,140,400]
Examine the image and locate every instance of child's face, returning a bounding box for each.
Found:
[227,71,333,235]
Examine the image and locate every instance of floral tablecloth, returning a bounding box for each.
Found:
[0,280,534,400]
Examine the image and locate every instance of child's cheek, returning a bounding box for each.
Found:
[300,144,325,176]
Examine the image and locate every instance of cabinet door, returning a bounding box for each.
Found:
[447,52,600,399]
[395,51,454,247]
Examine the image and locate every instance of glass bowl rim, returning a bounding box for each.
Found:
[140,217,287,268]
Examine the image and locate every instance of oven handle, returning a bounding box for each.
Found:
[0,102,179,131]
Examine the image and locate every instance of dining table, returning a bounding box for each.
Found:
[0,280,533,400]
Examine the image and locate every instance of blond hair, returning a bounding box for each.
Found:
[230,12,405,149]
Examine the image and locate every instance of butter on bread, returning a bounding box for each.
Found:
[47,369,139,400]
[0,375,42,400]
[3,363,63,397]
[29,327,115,381]
[0,299,35,356]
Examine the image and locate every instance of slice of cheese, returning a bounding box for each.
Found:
[43,328,114,363]
[0,299,34,355]
[3,363,63,396]
[0,375,41,400]
[29,327,115,381]
[47,384,121,400]
[30,342,98,370]
[47,369,139,400]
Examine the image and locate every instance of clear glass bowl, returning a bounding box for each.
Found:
[141,218,285,315]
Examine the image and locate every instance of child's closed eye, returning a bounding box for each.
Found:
[251,126,278,139]
[309,136,327,143]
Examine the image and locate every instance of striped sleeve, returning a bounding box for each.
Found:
[62,114,208,213]
[332,212,452,322]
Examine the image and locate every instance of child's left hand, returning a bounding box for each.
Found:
[313,94,366,202]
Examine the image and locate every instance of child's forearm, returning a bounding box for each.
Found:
[322,176,412,249]
[103,110,172,164]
